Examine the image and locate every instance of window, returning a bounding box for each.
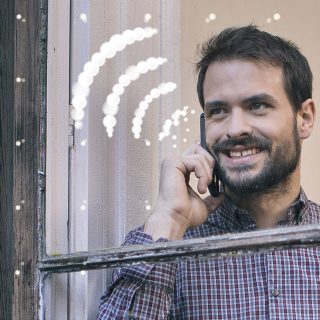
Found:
[2,0,320,319]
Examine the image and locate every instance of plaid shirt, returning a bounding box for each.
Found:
[99,189,320,319]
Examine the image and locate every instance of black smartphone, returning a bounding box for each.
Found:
[200,113,221,197]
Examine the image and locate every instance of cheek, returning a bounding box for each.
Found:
[205,116,291,145]
[257,122,288,140]
[205,124,223,145]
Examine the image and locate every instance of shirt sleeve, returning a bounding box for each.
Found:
[98,228,177,319]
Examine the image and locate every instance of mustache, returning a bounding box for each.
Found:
[212,136,272,154]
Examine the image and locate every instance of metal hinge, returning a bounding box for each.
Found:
[69,104,75,148]
[38,171,46,192]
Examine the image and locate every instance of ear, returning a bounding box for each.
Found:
[296,98,316,139]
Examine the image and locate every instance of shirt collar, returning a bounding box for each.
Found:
[207,188,309,232]
[280,188,308,226]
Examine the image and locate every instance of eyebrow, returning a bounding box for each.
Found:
[204,93,278,110]
[242,93,278,105]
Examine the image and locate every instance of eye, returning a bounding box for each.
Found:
[206,107,227,117]
[249,102,269,111]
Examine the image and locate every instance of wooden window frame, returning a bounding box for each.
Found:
[1,0,47,318]
[1,0,320,318]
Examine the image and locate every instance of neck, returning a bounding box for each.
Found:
[226,169,301,229]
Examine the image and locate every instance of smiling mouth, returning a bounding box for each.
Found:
[224,148,261,158]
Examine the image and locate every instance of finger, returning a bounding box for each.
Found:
[181,154,213,181]
[182,148,215,177]
[181,156,213,194]
[182,144,215,168]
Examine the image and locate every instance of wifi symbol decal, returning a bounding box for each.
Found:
[102,57,168,137]
[159,106,189,142]
[131,82,177,139]
[70,26,158,129]
[71,25,180,142]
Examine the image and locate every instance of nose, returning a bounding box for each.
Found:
[226,108,253,139]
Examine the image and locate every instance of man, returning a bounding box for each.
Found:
[99,26,320,319]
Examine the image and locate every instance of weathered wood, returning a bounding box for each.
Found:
[12,0,47,319]
[0,0,15,318]
[39,224,320,273]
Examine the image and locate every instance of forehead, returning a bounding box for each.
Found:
[203,59,287,103]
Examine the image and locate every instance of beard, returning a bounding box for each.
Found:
[212,122,301,195]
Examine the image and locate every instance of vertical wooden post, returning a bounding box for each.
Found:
[0,0,15,318]
[13,0,47,318]
[1,0,47,318]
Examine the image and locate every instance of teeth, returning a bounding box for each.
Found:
[229,148,259,158]
[230,151,242,157]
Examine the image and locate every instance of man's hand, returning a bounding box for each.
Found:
[144,144,224,240]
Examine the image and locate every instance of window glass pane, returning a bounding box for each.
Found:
[63,0,320,255]
[44,269,111,319]
[45,1,320,318]
[69,0,181,253]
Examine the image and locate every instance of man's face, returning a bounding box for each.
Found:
[203,59,301,194]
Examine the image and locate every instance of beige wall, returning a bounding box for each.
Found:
[181,0,320,203]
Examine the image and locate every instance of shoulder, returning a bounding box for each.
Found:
[308,200,320,208]
[307,199,320,215]
[302,199,320,224]
[183,214,229,240]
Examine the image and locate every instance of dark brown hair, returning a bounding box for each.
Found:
[196,25,313,112]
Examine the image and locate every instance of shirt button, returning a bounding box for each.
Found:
[271,289,280,297]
